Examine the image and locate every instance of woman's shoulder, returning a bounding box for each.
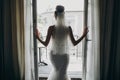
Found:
[48,25,55,31]
[49,25,55,28]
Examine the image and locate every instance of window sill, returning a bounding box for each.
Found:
[39,77,82,80]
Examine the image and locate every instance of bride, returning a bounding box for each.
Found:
[36,5,88,80]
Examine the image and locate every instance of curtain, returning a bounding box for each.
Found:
[99,0,120,80]
[11,0,25,80]
[86,0,100,80]
[24,0,36,80]
[1,0,25,80]
[0,0,4,80]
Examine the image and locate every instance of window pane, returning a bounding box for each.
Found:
[37,0,85,79]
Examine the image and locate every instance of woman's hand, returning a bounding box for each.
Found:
[35,28,40,39]
[82,27,89,37]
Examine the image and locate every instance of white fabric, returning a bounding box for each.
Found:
[51,26,69,54]
[49,26,70,80]
[48,52,70,80]
[24,0,35,80]
[48,12,70,80]
[86,0,100,80]
[55,12,65,27]
[51,12,69,55]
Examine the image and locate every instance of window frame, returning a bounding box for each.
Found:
[32,0,89,80]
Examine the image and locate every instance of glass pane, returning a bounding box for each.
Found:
[37,0,85,79]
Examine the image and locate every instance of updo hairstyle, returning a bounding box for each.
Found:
[55,5,64,16]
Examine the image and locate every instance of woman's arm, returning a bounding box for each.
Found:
[69,26,88,46]
[36,26,54,47]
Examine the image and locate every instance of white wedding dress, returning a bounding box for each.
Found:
[48,26,70,80]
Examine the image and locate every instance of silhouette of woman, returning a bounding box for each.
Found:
[36,5,88,80]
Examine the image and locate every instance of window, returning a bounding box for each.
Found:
[25,0,100,80]
[35,0,88,80]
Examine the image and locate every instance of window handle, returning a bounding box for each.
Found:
[86,38,92,41]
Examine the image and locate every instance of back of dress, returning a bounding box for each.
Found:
[51,25,69,55]
[48,25,70,80]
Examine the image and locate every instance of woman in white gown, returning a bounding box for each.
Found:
[36,5,88,80]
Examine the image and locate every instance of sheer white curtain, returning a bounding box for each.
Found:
[24,0,35,80]
[86,0,100,80]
